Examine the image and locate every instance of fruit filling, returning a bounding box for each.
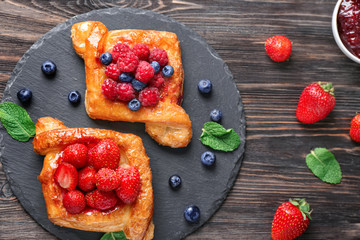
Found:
[54,139,141,214]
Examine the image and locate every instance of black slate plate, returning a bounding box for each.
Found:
[0,8,246,240]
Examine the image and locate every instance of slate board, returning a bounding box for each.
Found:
[0,8,246,240]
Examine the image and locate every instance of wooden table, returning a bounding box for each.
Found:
[1,0,359,239]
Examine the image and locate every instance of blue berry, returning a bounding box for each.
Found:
[41,60,57,76]
[132,79,147,91]
[162,65,174,77]
[128,98,141,111]
[119,73,134,83]
[201,151,216,166]
[198,79,212,94]
[150,61,160,73]
[184,205,200,223]
[210,109,222,122]
[100,52,113,65]
[169,175,182,190]
[68,90,81,104]
[17,88,32,103]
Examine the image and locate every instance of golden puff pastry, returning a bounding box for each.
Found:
[33,117,154,240]
[71,21,192,148]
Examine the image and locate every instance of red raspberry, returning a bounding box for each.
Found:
[115,166,141,204]
[78,166,96,192]
[85,189,117,211]
[54,163,78,191]
[135,61,155,83]
[117,51,139,73]
[95,168,121,192]
[138,87,160,107]
[88,139,120,170]
[149,48,168,67]
[132,43,150,61]
[62,143,88,169]
[101,78,118,101]
[116,82,135,102]
[111,42,131,62]
[63,190,86,214]
[148,72,165,88]
[105,63,121,80]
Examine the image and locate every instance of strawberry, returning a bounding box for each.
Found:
[62,190,86,214]
[350,114,360,142]
[296,82,336,124]
[88,139,120,170]
[85,189,118,211]
[95,168,121,192]
[62,143,88,169]
[265,35,292,62]
[78,166,97,192]
[115,166,141,204]
[54,163,78,191]
[271,198,312,240]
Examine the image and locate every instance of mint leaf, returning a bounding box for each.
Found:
[0,102,35,142]
[101,231,128,240]
[200,122,241,152]
[306,148,342,184]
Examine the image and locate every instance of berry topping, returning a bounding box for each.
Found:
[128,98,141,111]
[148,72,165,88]
[62,143,88,169]
[54,163,78,191]
[149,48,168,67]
[95,168,121,192]
[117,51,139,73]
[135,61,155,83]
[116,82,135,102]
[139,87,160,107]
[115,166,141,204]
[111,43,131,62]
[85,189,118,211]
[41,60,57,76]
[162,65,174,77]
[63,190,86,214]
[105,63,121,80]
[68,90,81,105]
[100,52,113,65]
[265,35,292,62]
[78,166,97,192]
[198,79,212,94]
[132,79,147,91]
[132,43,150,61]
[201,151,216,167]
[119,72,134,83]
[210,109,222,122]
[88,139,120,170]
[169,175,182,190]
[102,78,118,101]
[184,205,200,223]
[150,61,160,73]
[17,88,32,104]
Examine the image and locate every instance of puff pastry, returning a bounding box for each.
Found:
[33,117,154,240]
[71,21,192,148]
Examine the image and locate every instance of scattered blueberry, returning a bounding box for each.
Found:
[119,72,134,83]
[210,109,222,122]
[17,88,32,103]
[169,175,182,190]
[184,205,200,223]
[41,60,57,76]
[68,90,81,104]
[162,65,174,77]
[132,79,147,91]
[197,79,212,94]
[150,61,161,73]
[201,151,216,167]
[128,98,141,111]
[100,52,113,65]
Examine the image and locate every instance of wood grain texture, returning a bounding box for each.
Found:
[0,0,360,239]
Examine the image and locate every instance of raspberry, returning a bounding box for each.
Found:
[105,63,121,80]
[116,82,135,102]
[111,43,131,62]
[78,166,97,192]
[149,48,168,67]
[138,87,160,107]
[88,139,120,170]
[148,72,165,88]
[135,61,155,83]
[63,190,86,214]
[132,43,150,61]
[117,51,139,73]
[95,168,121,192]
[62,143,88,169]
[85,189,118,211]
[101,78,118,101]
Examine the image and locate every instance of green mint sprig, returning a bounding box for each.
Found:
[200,122,241,152]
[101,231,128,240]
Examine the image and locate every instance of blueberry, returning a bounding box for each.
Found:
[184,205,200,223]
[41,60,57,76]
[132,79,147,91]
[198,79,212,94]
[100,52,113,65]
[119,73,134,83]
[150,61,161,73]
[201,151,216,167]
[162,65,174,77]
[17,88,32,103]
[128,98,141,111]
[169,175,182,190]
[68,90,81,104]
[210,109,222,122]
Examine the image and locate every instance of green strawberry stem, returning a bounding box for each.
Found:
[289,198,313,221]
[318,81,334,96]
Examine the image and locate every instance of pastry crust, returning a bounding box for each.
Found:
[71,21,192,148]
[33,117,154,240]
